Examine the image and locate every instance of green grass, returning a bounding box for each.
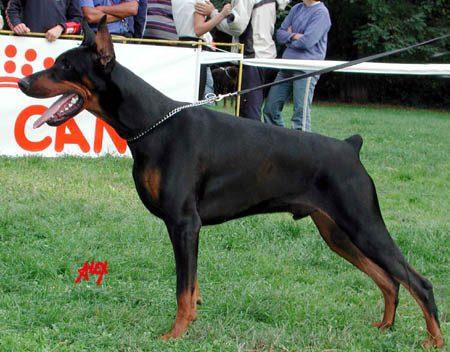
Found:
[0,104,449,351]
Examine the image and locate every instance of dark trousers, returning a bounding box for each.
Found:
[240,66,277,121]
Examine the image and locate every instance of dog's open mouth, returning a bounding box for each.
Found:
[33,93,85,129]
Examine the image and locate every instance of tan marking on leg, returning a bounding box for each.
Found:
[399,281,444,348]
[162,289,193,340]
[311,211,398,329]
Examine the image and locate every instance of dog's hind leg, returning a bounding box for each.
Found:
[349,221,443,348]
[323,173,444,348]
[311,210,399,329]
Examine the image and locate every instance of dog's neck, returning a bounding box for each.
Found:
[93,62,180,141]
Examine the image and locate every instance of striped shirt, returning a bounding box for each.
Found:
[144,0,178,40]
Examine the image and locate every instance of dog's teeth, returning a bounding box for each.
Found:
[71,97,77,103]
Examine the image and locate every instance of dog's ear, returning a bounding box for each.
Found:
[95,15,115,73]
[81,19,96,48]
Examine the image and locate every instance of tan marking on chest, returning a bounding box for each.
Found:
[145,169,161,201]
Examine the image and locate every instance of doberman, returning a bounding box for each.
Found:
[18,18,444,348]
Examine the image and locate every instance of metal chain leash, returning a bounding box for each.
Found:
[126,93,232,143]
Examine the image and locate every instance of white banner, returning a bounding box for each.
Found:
[200,51,242,64]
[0,35,200,157]
[244,58,450,76]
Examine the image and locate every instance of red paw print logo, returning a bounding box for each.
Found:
[1,44,55,88]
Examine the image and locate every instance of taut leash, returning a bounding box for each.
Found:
[127,33,449,144]
[232,33,450,98]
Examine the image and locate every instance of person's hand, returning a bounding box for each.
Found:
[220,4,232,18]
[195,1,215,17]
[292,33,303,41]
[45,25,64,42]
[13,23,31,35]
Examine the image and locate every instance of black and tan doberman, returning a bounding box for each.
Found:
[18,18,444,348]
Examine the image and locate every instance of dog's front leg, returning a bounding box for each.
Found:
[162,213,201,340]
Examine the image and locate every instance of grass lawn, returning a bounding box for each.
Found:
[0,104,449,351]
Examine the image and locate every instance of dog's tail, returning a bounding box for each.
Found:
[345,134,363,155]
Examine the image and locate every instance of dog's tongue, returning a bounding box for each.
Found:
[33,94,75,129]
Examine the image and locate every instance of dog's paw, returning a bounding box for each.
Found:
[371,321,393,330]
[160,319,190,341]
[161,331,181,341]
[422,336,444,349]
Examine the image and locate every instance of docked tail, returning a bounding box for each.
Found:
[345,134,363,155]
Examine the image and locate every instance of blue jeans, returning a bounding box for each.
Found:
[263,70,319,131]
[204,67,214,104]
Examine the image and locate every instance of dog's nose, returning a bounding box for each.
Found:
[18,77,31,92]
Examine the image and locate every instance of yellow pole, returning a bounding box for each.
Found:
[235,43,245,117]
[0,30,240,48]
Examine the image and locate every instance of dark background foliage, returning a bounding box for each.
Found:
[212,0,450,108]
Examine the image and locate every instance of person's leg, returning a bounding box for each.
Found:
[263,71,293,128]
[204,67,214,102]
[262,68,278,99]
[304,75,319,131]
[240,66,265,121]
[292,74,319,132]
[198,64,207,101]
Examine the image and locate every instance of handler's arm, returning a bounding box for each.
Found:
[5,0,23,29]
[289,10,331,49]
[96,0,138,19]
[276,5,298,44]
[80,0,122,24]
[82,7,122,23]
[60,0,83,34]
[211,0,254,37]
[194,7,230,37]
[67,0,83,23]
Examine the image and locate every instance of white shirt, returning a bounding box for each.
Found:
[212,0,278,59]
[172,0,198,38]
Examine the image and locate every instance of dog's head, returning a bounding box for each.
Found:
[18,17,115,129]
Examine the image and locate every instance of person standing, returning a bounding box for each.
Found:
[171,0,231,40]
[196,0,290,121]
[172,0,231,100]
[6,0,82,41]
[80,0,138,37]
[143,0,178,40]
[133,0,148,38]
[263,0,331,132]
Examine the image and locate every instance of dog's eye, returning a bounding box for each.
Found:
[61,60,73,70]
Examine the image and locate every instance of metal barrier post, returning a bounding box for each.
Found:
[235,43,245,117]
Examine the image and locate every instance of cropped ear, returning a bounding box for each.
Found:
[81,20,96,48]
[95,16,116,73]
